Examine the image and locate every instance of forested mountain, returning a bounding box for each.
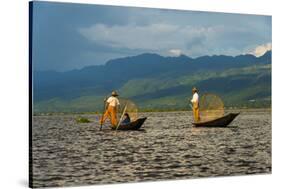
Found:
[33,51,271,112]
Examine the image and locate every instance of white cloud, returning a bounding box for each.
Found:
[251,43,272,57]
[168,49,182,56]
[78,23,271,57]
[79,23,220,55]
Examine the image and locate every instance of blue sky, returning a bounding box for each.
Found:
[32,1,272,71]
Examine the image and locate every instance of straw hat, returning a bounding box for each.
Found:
[111,91,119,96]
[192,87,198,93]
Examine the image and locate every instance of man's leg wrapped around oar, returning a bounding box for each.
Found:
[100,108,109,125]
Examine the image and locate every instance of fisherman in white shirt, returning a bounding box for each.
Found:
[100,91,120,126]
[191,87,200,122]
[106,94,120,108]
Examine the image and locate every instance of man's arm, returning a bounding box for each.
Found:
[116,98,120,106]
[104,97,109,110]
[191,94,195,103]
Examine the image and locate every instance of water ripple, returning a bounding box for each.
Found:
[31,110,271,187]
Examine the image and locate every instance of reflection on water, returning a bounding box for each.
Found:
[31,110,271,188]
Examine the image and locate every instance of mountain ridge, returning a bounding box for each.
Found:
[36,50,271,73]
[33,50,272,112]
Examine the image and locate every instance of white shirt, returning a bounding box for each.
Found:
[107,96,120,107]
[191,92,199,103]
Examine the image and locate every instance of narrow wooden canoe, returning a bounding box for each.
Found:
[111,117,147,130]
[192,113,239,127]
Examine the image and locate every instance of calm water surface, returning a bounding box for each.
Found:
[31,110,271,188]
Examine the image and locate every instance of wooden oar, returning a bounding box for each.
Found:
[115,103,128,131]
[99,96,107,131]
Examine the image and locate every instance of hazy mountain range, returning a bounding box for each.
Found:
[33,51,271,113]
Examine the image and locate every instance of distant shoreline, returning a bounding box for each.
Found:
[33,107,271,116]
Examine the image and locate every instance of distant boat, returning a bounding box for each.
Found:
[111,117,147,130]
[192,113,239,127]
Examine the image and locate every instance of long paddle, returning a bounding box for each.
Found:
[115,103,128,131]
[100,96,107,131]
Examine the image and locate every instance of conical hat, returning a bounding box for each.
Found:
[111,91,119,96]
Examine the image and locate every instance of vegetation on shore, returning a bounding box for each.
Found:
[33,106,271,116]
[75,116,91,123]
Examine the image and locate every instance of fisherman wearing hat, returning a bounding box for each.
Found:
[100,91,120,126]
[191,87,200,122]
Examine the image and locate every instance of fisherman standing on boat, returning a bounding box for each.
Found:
[100,91,120,126]
[191,87,200,122]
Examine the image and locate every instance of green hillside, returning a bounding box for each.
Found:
[34,64,271,113]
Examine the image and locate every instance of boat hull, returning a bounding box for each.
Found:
[192,113,239,127]
[111,117,147,130]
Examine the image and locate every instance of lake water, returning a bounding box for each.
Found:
[31,110,271,188]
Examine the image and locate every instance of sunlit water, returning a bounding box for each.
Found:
[31,110,271,188]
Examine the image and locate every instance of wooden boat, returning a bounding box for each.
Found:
[192,113,239,127]
[111,117,147,130]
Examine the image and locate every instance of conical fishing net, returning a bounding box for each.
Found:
[117,98,138,122]
[199,93,224,122]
